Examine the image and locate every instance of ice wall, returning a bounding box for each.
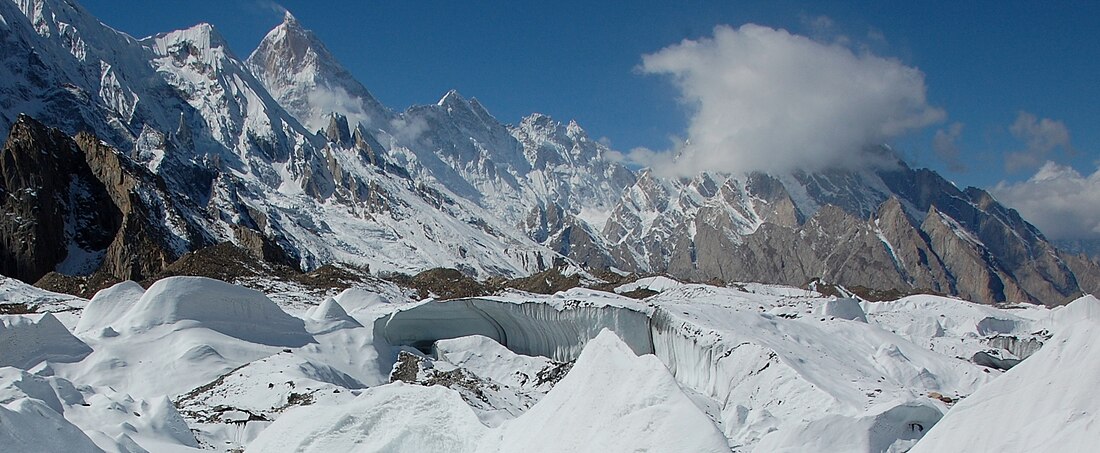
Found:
[376,298,653,361]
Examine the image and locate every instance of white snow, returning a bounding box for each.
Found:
[482,329,731,453]
[0,313,92,369]
[614,275,682,294]
[0,258,1092,452]
[911,295,1100,452]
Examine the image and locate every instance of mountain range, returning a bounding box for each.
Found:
[0,0,1095,305]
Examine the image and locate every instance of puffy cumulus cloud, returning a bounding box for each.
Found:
[1005,111,1073,172]
[991,162,1100,241]
[638,24,944,176]
[933,122,966,172]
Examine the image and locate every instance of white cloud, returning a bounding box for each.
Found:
[389,116,429,144]
[306,86,377,132]
[933,122,966,171]
[638,24,944,176]
[1005,111,1073,172]
[253,0,288,15]
[992,161,1100,241]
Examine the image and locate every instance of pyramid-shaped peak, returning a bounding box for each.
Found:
[438,89,469,107]
[282,10,298,25]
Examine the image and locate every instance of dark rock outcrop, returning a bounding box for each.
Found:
[0,115,120,283]
[0,116,214,292]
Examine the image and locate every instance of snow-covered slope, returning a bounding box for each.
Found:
[246,12,393,133]
[910,295,1100,452]
[1,271,1096,452]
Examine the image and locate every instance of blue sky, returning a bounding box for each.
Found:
[80,1,1100,238]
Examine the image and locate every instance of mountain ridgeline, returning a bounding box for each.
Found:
[0,0,1095,305]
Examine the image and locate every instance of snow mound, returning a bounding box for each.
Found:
[484,329,729,453]
[75,280,146,336]
[1049,294,1100,326]
[333,287,391,313]
[911,297,1100,452]
[0,398,105,453]
[434,335,556,389]
[112,276,312,347]
[305,297,362,334]
[614,276,681,294]
[245,382,489,453]
[819,297,868,322]
[757,402,942,452]
[0,367,84,414]
[0,313,92,369]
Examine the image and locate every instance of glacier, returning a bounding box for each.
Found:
[2,273,1090,452]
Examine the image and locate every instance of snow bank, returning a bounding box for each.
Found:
[911,296,1100,453]
[0,398,104,453]
[1048,294,1100,326]
[0,313,92,369]
[377,298,653,361]
[245,382,489,453]
[819,297,867,322]
[614,276,681,294]
[332,287,392,313]
[111,276,312,347]
[0,367,84,414]
[484,329,730,453]
[75,280,146,336]
[305,297,362,334]
[0,276,86,313]
[756,402,942,452]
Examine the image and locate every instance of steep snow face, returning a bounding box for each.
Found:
[511,113,636,214]
[0,313,92,369]
[246,382,490,453]
[0,397,105,453]
[143,22,318,178]
[603,171,789,271]
[246,14,636,267]
[482,329,732,453]
[0,0,189,146]
[911,295,1100,452]
[246,12,393,132]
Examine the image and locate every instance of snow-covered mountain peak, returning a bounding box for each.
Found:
[281,9,298,25]
[147,22,231,60]
[247,12,393,132]
[437,89,465,107]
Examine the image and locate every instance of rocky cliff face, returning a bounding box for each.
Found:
[603,162,1097,305]
[0,116,213,288]
[0,116,119,282]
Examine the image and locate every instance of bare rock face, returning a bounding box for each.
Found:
[0,116,120,283]
[0,117,213,291]
[606,162,1100,305]
[75,132,213,282]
